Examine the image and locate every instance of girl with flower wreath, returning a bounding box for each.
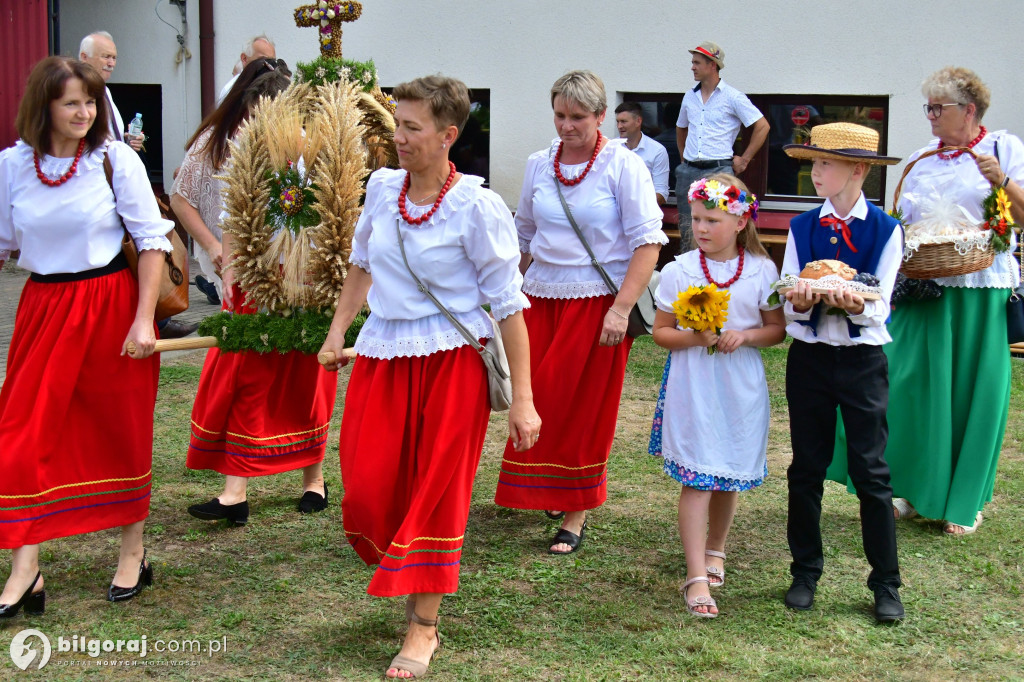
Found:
[649,174,785,618]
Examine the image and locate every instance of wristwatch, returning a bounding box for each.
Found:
[1002,175,1011,188]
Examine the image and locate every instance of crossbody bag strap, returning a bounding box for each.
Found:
[553,171,619,297]
[393,218,485,352]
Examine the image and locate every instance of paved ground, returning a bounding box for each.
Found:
[0,257,220,385]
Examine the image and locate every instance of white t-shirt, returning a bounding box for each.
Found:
[106,87,125,142]
[516,138,667,299]
[350,167,529,359]
[0,140,172,272]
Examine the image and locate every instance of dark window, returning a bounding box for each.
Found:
[108,83,165,189]
[621,92,891,207]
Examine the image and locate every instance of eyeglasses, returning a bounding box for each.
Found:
[923,102,964,118]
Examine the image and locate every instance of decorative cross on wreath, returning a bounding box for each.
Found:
[294,1,363,59]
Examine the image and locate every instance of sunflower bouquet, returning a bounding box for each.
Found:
[672,284,730,355]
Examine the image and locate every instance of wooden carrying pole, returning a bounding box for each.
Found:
[125,337,356,363]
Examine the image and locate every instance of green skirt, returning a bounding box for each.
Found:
[828,286,1011,526]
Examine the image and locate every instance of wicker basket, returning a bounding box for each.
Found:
[895,145,994,279]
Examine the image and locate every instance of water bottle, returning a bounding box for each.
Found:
[127,113,143,141]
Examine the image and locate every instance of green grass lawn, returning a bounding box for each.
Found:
[3,338,1023,680]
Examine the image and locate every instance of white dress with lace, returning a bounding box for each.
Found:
[516,138,668,299]
[351,168,529,359]
[171,129,226,294]
[0,140,172,272]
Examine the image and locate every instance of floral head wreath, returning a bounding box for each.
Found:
[687,178,759,221]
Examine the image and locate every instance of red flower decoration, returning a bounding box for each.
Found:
[724,186,740,202]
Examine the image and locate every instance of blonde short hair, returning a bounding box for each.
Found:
[393,75,471,135]
[922,67,991,122]
[550,70,606,115]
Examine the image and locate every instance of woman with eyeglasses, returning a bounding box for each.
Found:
[174,59,336,527]
[843,67,1024,535]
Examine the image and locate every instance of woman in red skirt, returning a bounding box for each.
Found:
[0,57,170,615]
[494,70,666,554]
[319,75,541,679]
[177,64,338,527]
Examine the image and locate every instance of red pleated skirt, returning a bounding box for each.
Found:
[339,345,490,597]
[186,285,337,477]
[494,294,632,512]
[0,268,158,548]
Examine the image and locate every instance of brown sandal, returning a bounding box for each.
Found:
[387,610,441,679]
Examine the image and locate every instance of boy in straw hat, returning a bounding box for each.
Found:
[779,122,906,622]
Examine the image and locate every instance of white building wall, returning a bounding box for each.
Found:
[61,0,1024,208]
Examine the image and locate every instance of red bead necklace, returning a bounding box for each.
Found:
[699,246,745,288]
[937,126,986,160]
[398,161,456,225]
[554,131,602,186]
[34,139,86,187]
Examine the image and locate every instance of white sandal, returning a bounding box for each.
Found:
[943,512,983,536]
[681,576,718,618]
[705,549,726,587]
[892,498,918,521]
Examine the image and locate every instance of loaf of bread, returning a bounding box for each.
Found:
[799,259,857,280]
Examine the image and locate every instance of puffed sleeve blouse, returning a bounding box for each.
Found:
[0,140,172,272]
[897,130,1023,289]
[350,167,529,359]
[516,137,667,299]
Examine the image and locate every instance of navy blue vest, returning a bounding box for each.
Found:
[789,202,900,337]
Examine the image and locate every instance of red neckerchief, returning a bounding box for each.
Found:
[821,215,857,258]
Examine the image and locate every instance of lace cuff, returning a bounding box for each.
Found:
[519,237,532,254]
[136,235,173,253]
[350,257,370,273]
[0,249,10,262]
[628,227,669,252]
[491,291,530,321]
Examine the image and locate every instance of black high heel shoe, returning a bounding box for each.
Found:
[0,571,45,618]
[108,551,153,603]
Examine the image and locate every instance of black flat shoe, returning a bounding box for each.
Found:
[188,498,249,526]
[873,584,905,623]
[544,510,565,520]
[785,575,817,611]
[548,520,587,555]
[108,551,153,603]
[298,482,329,514]
[0,572,45,618]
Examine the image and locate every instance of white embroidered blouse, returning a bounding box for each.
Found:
[898,131,1023,289]
[351,167,529,359]
[516,138,667,299]
[0,140,172,272]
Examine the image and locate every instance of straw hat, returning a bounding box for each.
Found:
[689,42,724,69]
[783,122,900,165]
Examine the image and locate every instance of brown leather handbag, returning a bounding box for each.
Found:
[103,154,189,320]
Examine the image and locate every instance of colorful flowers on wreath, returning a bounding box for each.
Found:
[982,186,1017,253]
[266,165,320,235]
[672,284,730,355]
[687,178,759,220]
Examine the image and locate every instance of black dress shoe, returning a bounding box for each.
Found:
[785,575,817,611]
[159,319,199,339]
[108,551,153,603]
[298,482,329,514]
[195,275,221,306]
[873,584,905,622]
[188,498,249,526]
[0,572,45,618]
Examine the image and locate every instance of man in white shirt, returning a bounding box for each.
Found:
[675,41,769,247]
[79,32,142,152]
[216,34,277,104]
[615,102,670,204]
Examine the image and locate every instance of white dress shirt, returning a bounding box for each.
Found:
[0,140,172,273]
[898,131,1023,289]
[627,133,670,199]
[516,138,667,299]
[675,80,764,162]
[217,74,239,105]
[782,194,902,346]
[350,168,529,359]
